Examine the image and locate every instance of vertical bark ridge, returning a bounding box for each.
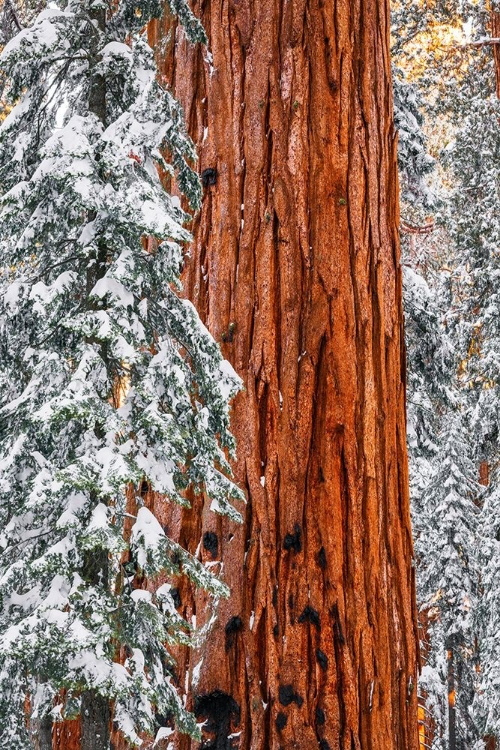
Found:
[148,0,420,747]
[52,717,81,750]
[492,8,500,99]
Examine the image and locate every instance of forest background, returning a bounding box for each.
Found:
[0,0,499,748]
[395,0,500,747]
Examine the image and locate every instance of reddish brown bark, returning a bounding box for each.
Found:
[479,460,490,487]
[53,718,81,750]
[146,1,420,749]
[446,644,457,750]
[492,8,500,98]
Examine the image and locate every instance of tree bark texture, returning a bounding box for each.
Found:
[52,716,81,750]
[38,715,53,750]
[79,691,110,750]
[30,711,52,750]
[146,1,420,749]
[447,645,457,750]
[492,8,500,99]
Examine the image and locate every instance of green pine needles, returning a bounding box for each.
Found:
[0,0,243,746]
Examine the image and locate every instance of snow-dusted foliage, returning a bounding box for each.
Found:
[403,252,482,749]
[394,69,435,209]
[417,413,479,644]
[404,267,453,455]
[165,0,207,44]
[393,2,496,744]
[393,0,500,743]
[0,0,243,745]
[476,472,500,738]
[447,95,500,455]
[410,395,482,747]
[450,87,500,750]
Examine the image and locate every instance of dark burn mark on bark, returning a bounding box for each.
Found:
[272,585,278,607]
[319,741,332,750]
[316,649,328,670]
[201,167,218,187]
[283,524,302,553]
[161,658,179,687]
[225,616,243,649]
[155,710,173,728]
[318,546,327,569]
[275,712,287,731]
[203,531,219,557]
[278,685,303,707]
[273,624,279,638]
[194,691,241,750]
[170,550,181,567]
[298,606,321,629]
[316,706,326,725]
[331,602,346,644]
[225,616,243,635]
[170,587,181,609]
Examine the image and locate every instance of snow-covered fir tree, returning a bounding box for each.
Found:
[394,37,448,506]
[447,93,500,465]
[416,411,481,749]
[393,27,459,746]
[475,469,500,740]
[446,46,500,750]
[393,0,500,745]
[393,68,435,211]
[403,264,453,525]
[0,0,243,747]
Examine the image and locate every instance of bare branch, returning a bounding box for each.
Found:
[451,37,500,49]
[401,218,436,235]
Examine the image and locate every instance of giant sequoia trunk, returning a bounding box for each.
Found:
[147,1,420,749]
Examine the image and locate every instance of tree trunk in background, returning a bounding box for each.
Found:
[492,8,500,99]
[447,642,457,750]
[417,611,437,750]
[30,713,52,750]
[148,0,420,748]
[76,548,110,750]
[52,717,81,750]
[38,716,53,750]
[79,6,111,746]
[80,691,110,750]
